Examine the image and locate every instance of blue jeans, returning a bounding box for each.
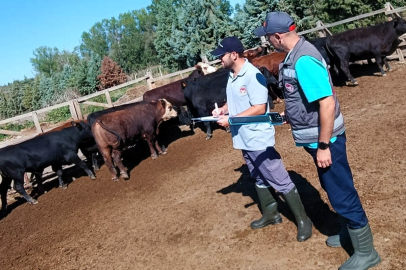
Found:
[304,133,368,229]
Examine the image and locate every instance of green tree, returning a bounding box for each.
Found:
[156,0,232,68]
[153,0,181,69]
[79,20,112,58]
[30,47,60,76]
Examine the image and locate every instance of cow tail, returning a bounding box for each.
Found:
[95,119,124,146]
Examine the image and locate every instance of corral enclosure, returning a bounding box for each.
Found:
[0,62,405,270]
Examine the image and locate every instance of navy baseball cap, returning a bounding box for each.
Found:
[211,36,245,57]
[254,11,296,36]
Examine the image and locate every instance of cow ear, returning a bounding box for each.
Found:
[393,18,399,27]
[160,99,166,108]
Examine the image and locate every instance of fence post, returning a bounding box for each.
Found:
[69,100,79,120]
[146,72,155,90]
[31,112,43,134]
[385,2,405,63]
[316,20,332,37]
[73,100,83,120]
[201,54,209,63]
[105,90,113,107]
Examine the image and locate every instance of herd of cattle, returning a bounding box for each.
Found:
[0,17,405,216]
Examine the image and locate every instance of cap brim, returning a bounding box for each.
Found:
[210,47,227,57]
[254,26,268,37]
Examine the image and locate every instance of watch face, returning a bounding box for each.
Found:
[318,142,330,150]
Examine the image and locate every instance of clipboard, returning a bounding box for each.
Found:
[191,112,285,126]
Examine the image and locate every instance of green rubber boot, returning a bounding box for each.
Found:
[283,187,313,242]
[250,185,283,229]
[326,215,354,254]
[339,224,381,270]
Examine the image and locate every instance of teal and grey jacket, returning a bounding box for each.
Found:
[278,37,345,144]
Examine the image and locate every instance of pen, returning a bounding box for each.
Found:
[215,102,219,114]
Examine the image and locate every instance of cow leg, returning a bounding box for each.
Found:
[204,122,212,140]
[146,137,159,159]
[33,171,46,194]
[92,152,100,171]
[0,176,13,215]
[13,175,38,206]
[112,150,128,179]
[374,55,386,76]
[67,155,96,181]
[339,58,357,85]
[154,138,167,155]
[99,147,119,181]
[51,165,67,189]
[382,56,391,72]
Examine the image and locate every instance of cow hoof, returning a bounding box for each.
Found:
[60,184,68,190]
[120,173,129,179]
[382,73,387,76]
[206,135,212,140]
[151,155,158,160]
[112,177,119,182]
[29,199,38,205]
[90,175,96,180]
[159,151,168,155]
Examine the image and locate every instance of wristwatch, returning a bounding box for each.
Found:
[318,141,330,150]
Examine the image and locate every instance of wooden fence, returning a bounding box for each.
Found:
[1,2,405,146]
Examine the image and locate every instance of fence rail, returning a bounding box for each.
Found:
[1,2,405,145]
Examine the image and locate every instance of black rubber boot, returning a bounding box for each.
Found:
[327,215,354,255]
[283,187,312,242]
[250,185,283,229]
[339,224,381,270]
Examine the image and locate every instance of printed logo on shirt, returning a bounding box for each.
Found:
[239,85,247,95]
[285,83,294,92]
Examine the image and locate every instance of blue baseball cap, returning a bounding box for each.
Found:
[211,36,245,57]
[254,11,296,36]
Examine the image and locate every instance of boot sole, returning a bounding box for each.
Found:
[250,217,283,229]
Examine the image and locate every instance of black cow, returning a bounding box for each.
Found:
[0,121,95,215]
[181,68,229,140]
[325,18,406,85]
[308,37,331,67]
[258,66,280,106]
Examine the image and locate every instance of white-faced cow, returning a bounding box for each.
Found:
[91,99,177,181]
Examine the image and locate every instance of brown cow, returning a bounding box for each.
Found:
[243,46,263,62]
[250,51,287,77]
[249,52,287,103]
[91,99,177,181]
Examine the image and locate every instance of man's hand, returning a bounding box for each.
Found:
[216,115,230,127]
[212,105,227,117]
[317,148,332,168]
[280,111,289,124]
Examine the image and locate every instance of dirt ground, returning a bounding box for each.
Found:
[1,62,406,270]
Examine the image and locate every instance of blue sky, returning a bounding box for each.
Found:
[0,0,244,86]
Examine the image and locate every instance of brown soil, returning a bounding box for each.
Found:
[1,62,406,270]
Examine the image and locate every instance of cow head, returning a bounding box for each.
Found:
[195,62,217,75]
[394,17,406,36]
[158,99,177,121]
